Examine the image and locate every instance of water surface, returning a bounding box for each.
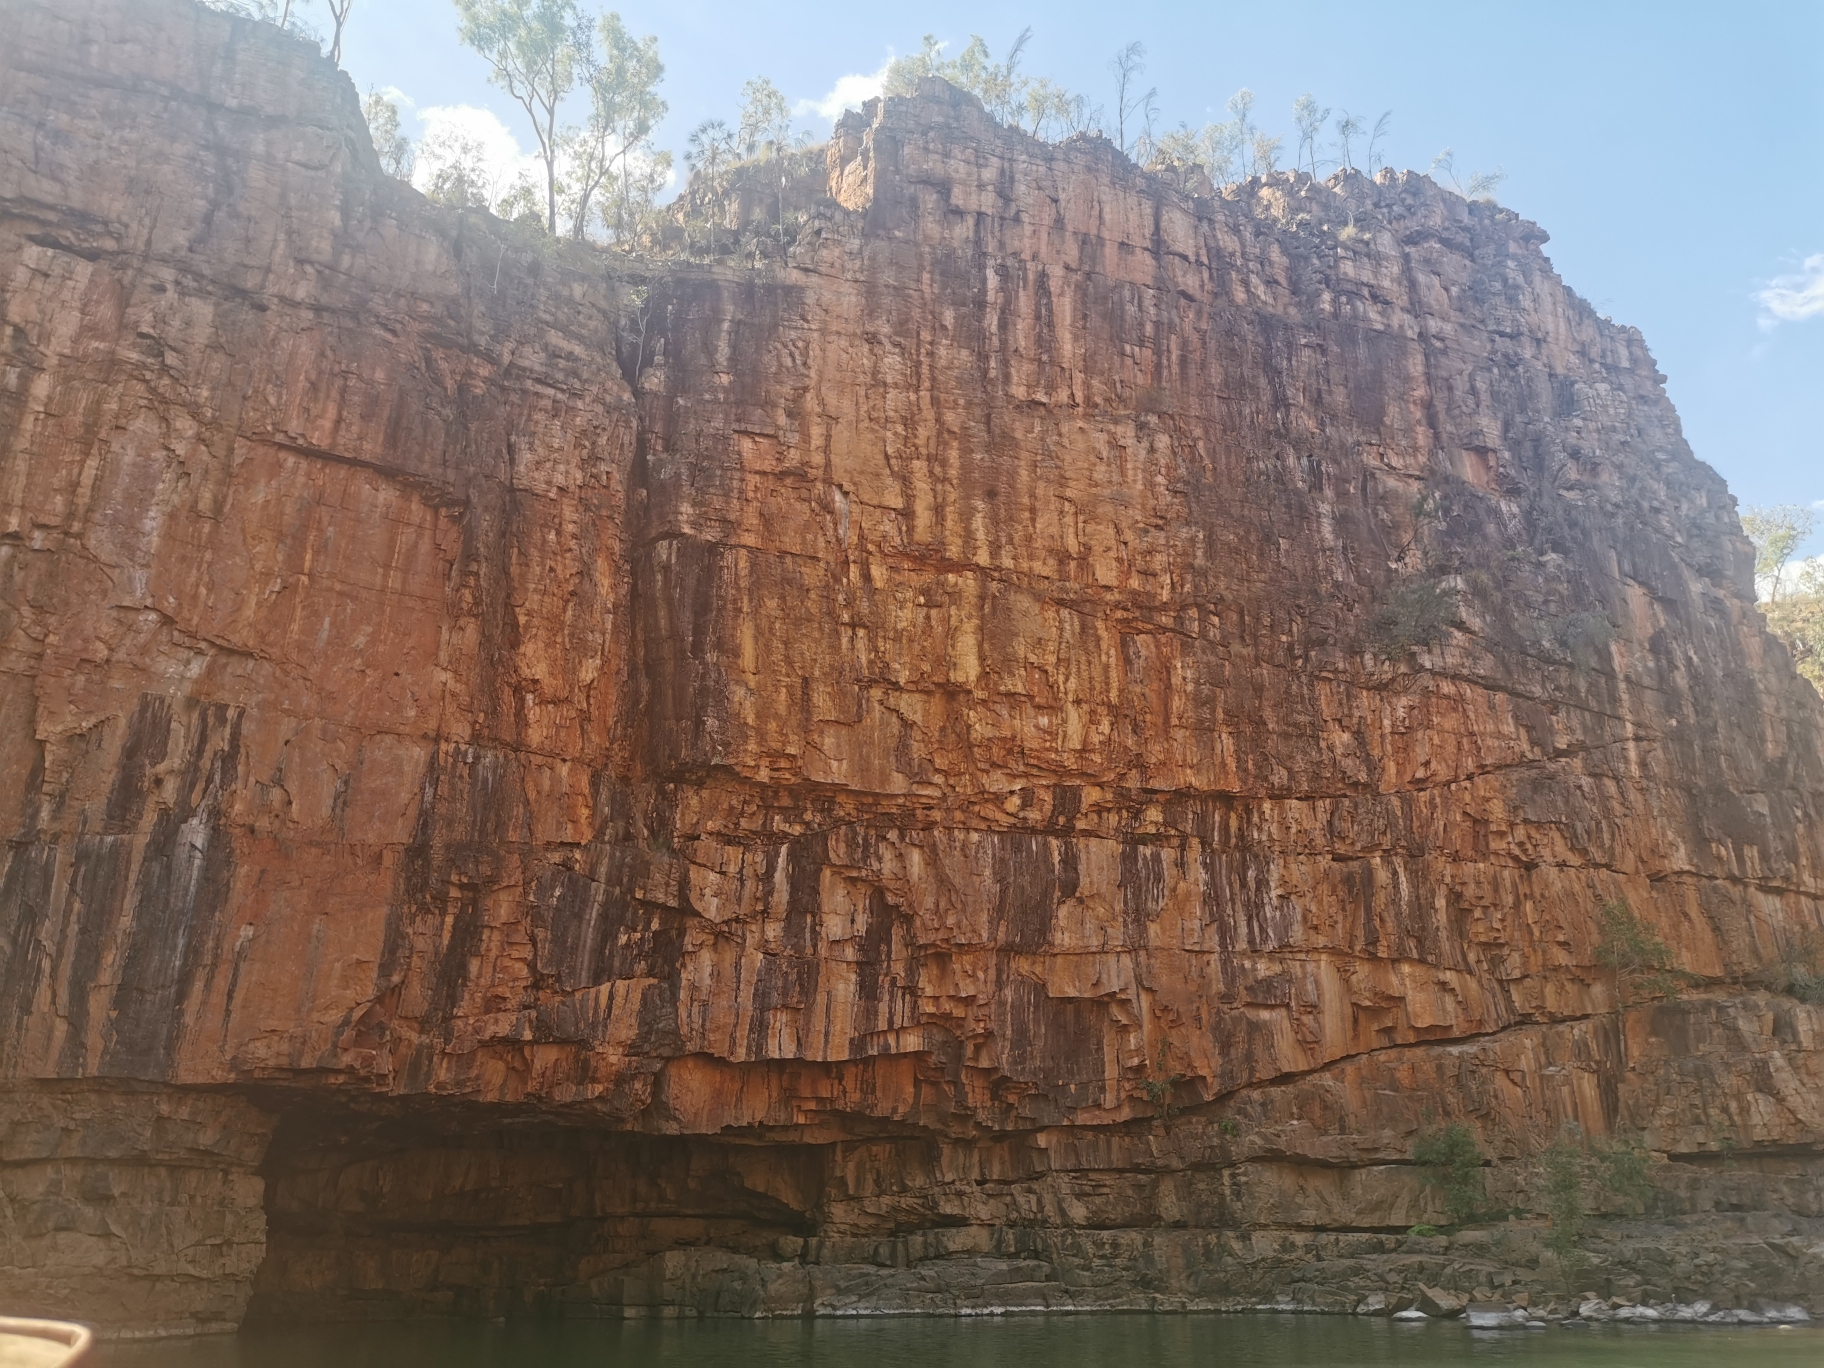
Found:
[98,1314,1824,1367]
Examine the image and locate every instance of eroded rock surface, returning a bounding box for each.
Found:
[2,0,1823,1334]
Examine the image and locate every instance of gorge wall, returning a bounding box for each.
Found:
[4,0,1824,1336]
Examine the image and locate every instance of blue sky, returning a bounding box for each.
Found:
[323,0,1822,552]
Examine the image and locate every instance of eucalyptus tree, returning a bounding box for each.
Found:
[737,77,792,158]
[1365,110,1392,175]
[738,77,799,243]
[946,28,1031,124]
[324,0,352,62]
[1292,93,1330,178]
[1109,42,1156,157]
[1225,88,1256,174]
[1250,129,1283,175]
[362,89,415,179]
[882,29,1094,144]
[454,0,586,234]
[882,35,945,95]
[418,127,499,211]
[1022,78,1095,140]
[1745,505,1818,603]
[564,11,666,241]
[1332,111,1364,171]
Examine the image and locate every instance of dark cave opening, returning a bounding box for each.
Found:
[245,1101,829,1322]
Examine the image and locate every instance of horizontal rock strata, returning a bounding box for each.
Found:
[2,0,1822,1334]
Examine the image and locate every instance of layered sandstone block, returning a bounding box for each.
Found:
[2,0,1823,1332]
[0,1082,272,1333]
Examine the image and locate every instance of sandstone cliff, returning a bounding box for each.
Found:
[3,0,1824,1335]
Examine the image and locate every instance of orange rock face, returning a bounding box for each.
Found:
[3,0,1824,1332]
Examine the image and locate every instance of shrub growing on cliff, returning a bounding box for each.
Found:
[1541,611,1615,669]
[1539,1134,1587,1260]
[1429,147,1505,201]
[1139,1040,1184,1121]
[1373,579,1457,655]
[1594,900,1680,1001]
[1763,928,1824,1006]
[1413,1122,1487,1226]
[1762,586,1824,691]
[1535,1127,1656,1263]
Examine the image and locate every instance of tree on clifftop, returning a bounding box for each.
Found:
[455,0,585,235]
[362,88,415,179]
[737,78,800,244]
[324,0,352,64]
[564,12,666,241]
[1744,504,1817,603]
[882,30,1095,143]
[1746,504,1824,691]
[1109,41,1157,158]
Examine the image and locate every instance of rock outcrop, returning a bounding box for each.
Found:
[3,0,1823,1335]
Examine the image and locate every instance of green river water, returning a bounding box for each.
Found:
[97,1314,1823,1367]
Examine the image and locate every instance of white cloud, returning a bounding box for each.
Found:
[412,103,542,198]
[1757,253,1824,327]
[798,62,889,123]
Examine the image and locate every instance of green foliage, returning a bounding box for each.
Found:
[1746,506,1824,688]
[362,89,415,180]
[1763,590,1824,691]
[1594,900,1680,1000]
[1539,1134,1586,1261]
[1599,1142,1653,1211]
[1542,611,1615,667]
[1763,928,1824,1005]
[1429,147,1505,201]
[455,0,587,233]
[731,77,807,245]
[1138,1040,1184,1122]
[682,118,738,253]
[884,30,1096,143]
[737,77,792,157]
[1292,93,1331,177]
[1217,1118,1241,1137]
[1374,579,1457,654]
[1742,504,1816,603]
[1406,1223,1441,1238]
[567,12,667,243]
[420,126,500,211]
[1148,89,1301,183]
[1412,1123,1487,1226]
[1535,1127,1657,1267]
[1108,42,1157,157]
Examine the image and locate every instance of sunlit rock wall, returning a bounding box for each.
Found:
[3,0,1823,1332]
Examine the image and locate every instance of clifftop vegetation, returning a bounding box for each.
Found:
[1746,504,1824,691]
[205,0,1506,250]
